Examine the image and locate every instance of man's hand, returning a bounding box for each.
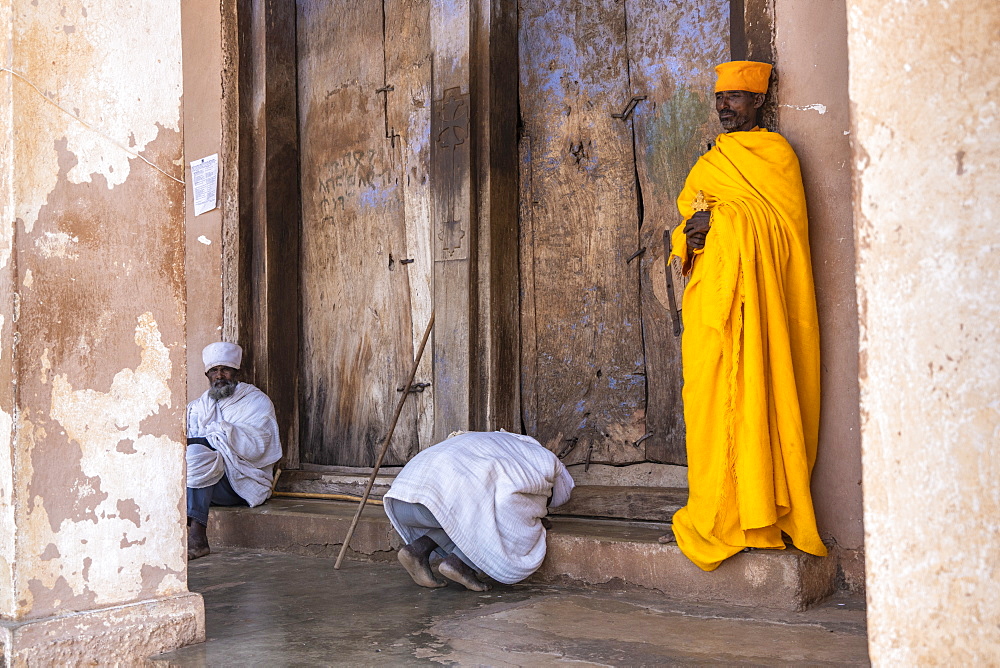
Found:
[684,210,711,250]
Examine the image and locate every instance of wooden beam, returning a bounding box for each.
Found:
[234,0,301,467]
[729,0,747,60]
[471,0,520,432]
[264,0,301,468]
[430,0,473,441]
[743,0,774,63]
[548,486,687,522]
[220,0,241,348]
[743,0,777,130]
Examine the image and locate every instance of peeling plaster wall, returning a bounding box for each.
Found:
[181,0,225,401]
[4,0,189,622]
[847,1,1000,662]
[13,2,182,232]
[773,0,864,585]
[0,0,17,617]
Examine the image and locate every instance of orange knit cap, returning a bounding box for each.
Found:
[715,61,772,94]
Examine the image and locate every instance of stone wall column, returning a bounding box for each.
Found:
[0,0,204,662]
[847,1,999,662]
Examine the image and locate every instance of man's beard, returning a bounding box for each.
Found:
[209,379,237,401]
[719,110,751,132]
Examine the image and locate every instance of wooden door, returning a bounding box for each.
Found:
[519,0,729,466]
[296,0,433,466]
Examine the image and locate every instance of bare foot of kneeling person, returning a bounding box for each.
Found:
[187,521,211,561]
[439,553,491,592]
[398,535,446,588]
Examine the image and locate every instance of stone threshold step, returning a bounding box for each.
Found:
[207,498,836,611]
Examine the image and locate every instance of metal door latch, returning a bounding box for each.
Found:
[626,247,646,263]
[632,431,653,448]
[557,437,578,459]
[397,382,431,393]
[612,95,647,121]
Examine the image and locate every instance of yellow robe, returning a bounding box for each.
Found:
[670,128,827,571]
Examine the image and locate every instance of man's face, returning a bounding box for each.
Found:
[207,366,238,401]
[716,90,765,132]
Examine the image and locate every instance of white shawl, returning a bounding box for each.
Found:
[384,431,574,584]
[186,382,282,507]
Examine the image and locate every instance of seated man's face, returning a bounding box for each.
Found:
[207,366,238,400]
[716,89,764,132]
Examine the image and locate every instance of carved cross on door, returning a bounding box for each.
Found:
[438,90,469,148]
[432,87,471,260]
[438,218,466,256]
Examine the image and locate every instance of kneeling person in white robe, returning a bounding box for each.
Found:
[384,431,574,591]
[186,342,282,560]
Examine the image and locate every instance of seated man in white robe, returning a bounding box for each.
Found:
[384,431,574,591]
[186,342,282,560]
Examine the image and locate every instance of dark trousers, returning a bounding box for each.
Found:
[389,500,474,569]
[187,473,247,526]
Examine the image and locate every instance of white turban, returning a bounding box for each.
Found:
[202,342,242,373]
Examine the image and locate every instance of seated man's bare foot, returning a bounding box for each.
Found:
[439,553,491,592]
[398,538,446,588]
[187,522,211,560]
[187,544,210,561]
[657,528,677,544]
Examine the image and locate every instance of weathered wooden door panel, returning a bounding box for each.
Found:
[628,0,730,464]
[519,0,648,465]
[385,0,435,452]
[297,0,433,466]
[520,0,729,467]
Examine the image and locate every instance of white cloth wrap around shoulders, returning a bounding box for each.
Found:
[185,382,282,507]
[384,431,574,584]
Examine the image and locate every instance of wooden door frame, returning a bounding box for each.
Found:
[468,0,521,435]
[220,0,302,467]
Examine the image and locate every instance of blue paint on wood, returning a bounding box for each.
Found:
[358,185,396,209]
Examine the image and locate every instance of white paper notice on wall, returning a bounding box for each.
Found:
[191,154,219,216]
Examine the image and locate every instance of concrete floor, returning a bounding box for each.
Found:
[153,549,870,666]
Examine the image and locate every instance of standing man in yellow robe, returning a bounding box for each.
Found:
[668,61,827,571]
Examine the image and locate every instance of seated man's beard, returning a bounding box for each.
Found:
[719,108,754,132]
[209,378,237,401]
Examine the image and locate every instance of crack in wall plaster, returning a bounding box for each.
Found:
[1,67,184,188]
[21,313,185,611]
